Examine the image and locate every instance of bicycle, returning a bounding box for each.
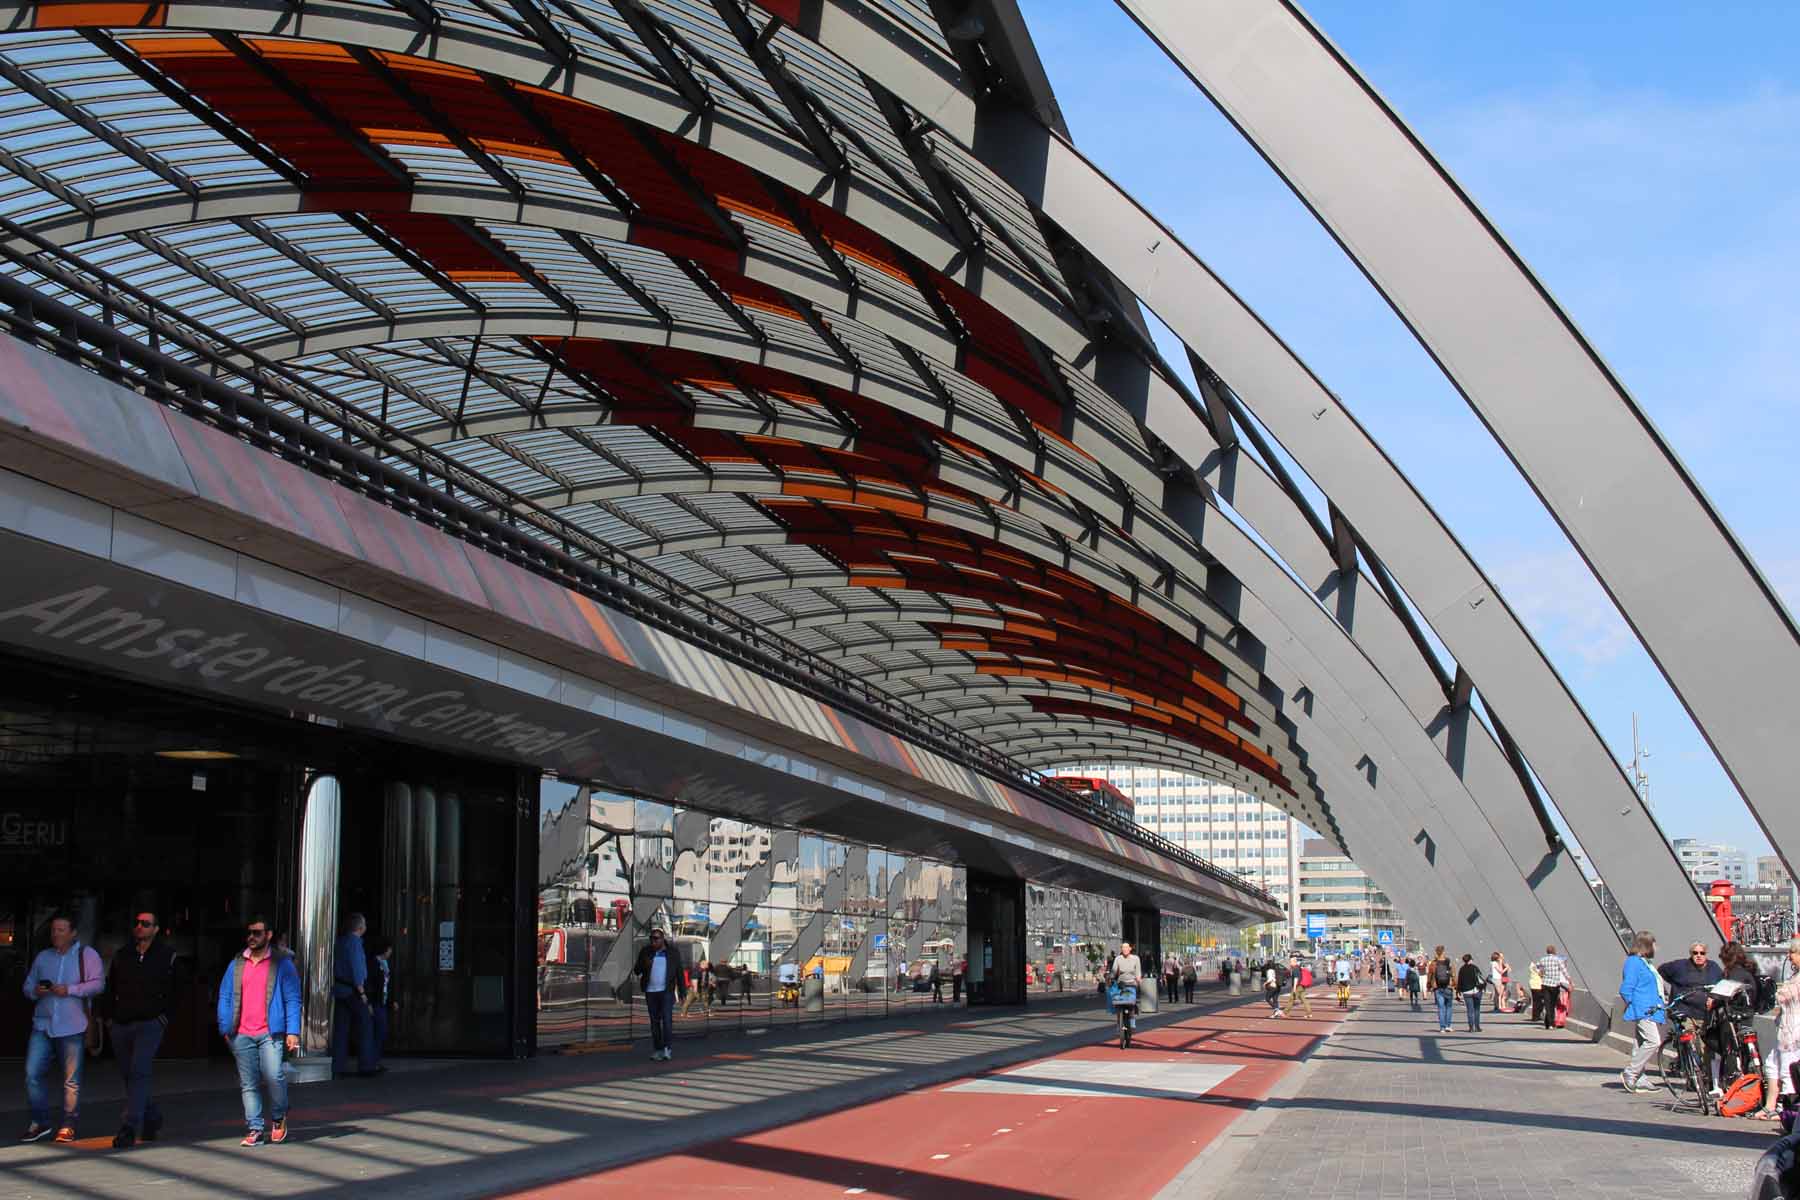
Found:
[1110,982,1140,1049]
[1652,989,1718,1115]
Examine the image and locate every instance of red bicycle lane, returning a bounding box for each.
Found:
[511,994,1353,1199]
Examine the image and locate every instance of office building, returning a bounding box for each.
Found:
[1059,763,1301,939]
[1296,838,1406,950]
[1759,856,1792,891]
[1674,838,1751,889]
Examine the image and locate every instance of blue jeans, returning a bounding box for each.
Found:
[25,1030,84,1127]
[111,1018,166,1131]
[332,993,376,1074]
[230,1034,288,1132]
[1463,993,1482,1031]
[1434,988,1453,1029]
[645,988,674,1051]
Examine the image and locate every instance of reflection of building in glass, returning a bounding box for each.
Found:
[536,778,1129,1046]
[1024,883,1120,993]
[1059,763,1302,938]
[1295,838,1405,950]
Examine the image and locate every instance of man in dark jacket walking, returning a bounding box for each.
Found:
[105,909,178,1149]
[633,928,687,1062]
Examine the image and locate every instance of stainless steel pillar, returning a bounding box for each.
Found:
[295,772,341,1076]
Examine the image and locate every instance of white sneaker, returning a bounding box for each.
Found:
[664,1048,673,1061]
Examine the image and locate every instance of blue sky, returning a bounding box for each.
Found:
[1022,2,1800,863]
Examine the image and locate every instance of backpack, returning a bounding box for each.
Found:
[1299,966,1313,988]
[1720,1073,1765,1118]
[1432,960,1452,988]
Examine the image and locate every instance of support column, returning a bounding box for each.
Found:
[294,772,341,1083]
[1124,906,1161,1013]
[967,873,1026,1005]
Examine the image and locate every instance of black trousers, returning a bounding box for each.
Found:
[1535,985,1559,1029]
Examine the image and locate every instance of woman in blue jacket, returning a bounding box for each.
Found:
[1619,929,1665,1093]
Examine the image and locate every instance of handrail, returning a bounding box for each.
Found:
[0,257,1277,909]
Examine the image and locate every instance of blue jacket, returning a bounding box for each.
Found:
[1620,954,1664,1023]
[217,950,303,1038]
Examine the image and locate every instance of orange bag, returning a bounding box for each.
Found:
[1720,1073,1765,1117]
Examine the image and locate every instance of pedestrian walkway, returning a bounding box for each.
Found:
[1160,991,1774,1200]
[527,990,1350,1198]
[0,986,1257,1200]
[11,983,1766,1199]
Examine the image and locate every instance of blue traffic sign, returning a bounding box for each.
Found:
[1376,929,1394,945]
[1304,913,1327,938]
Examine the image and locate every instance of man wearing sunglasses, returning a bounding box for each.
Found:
[104,910,178,1149]
[1659,940,1725,1094]
[632,927,688,1062]
[215,917,302,1146]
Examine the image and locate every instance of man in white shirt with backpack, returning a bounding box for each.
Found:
[19,913,104,1144]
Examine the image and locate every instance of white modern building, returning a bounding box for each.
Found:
[1673,838,1751,889]
[1296,838,1406,951]
[1059,763,1302,940]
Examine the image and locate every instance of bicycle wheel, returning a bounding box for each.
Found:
[1656,1036,1697,1107]
[1689,1057,1717,1116]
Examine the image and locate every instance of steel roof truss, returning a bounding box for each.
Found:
[710,0,848,177]
[608,0,716,114]
[0,53,197,203]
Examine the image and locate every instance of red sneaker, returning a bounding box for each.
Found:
[269,1119,288,1144]
[239,1129,264,1147]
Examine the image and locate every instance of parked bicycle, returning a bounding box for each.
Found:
[1654,988,1721,1114]
[1733,910,1797,946]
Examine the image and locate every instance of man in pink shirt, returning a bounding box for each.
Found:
[215,917,301,1147]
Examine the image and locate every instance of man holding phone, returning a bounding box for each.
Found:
[19,913,105,1144]
[215,917,302,1147]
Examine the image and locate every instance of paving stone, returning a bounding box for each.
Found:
[1167,997,1772,1200]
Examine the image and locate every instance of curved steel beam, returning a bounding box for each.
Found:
[39,171,1615,968]
[0,0,1605,957]
[1120,0,1800,872]
[279,310,1566,958]
[778,0,1710,953]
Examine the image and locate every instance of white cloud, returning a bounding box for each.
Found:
[1487,548,1635,668]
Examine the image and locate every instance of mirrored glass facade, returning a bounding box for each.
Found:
[537,782,1124,1045]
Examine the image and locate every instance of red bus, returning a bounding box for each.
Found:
[1048,776,1135,821]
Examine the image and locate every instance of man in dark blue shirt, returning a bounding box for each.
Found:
[331,913,379,1078]
[1659,940,1724,1028]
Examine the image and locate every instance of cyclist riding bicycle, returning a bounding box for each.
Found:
[1110,940,1144,1048]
